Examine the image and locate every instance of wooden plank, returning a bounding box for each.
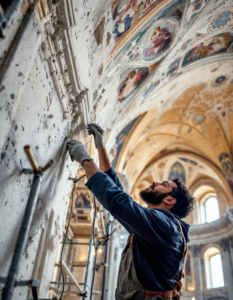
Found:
[49,290,59,298]
[62,290,101,295]
[68,226,74,238]
[61,260,83,293]
[50,282,74,286]
[73,235,91,239]
[69,223,92,228]
[69,261,87,267]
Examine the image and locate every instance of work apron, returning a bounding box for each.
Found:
[115,219,187,300]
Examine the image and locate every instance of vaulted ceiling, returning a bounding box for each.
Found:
[83,0,233,198]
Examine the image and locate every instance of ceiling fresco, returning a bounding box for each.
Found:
[89,0,233,197]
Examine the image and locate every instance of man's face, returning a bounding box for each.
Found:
[140,181,177,205]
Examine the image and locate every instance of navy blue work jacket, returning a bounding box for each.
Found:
[85,167,190,292]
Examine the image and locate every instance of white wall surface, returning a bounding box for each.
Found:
[0,10,79,299]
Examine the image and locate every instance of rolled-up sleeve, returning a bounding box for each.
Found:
[85,172,166,244]
[104,167,123,190]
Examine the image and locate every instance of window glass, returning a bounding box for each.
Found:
[205,197,220,223]
[210,254,224,288]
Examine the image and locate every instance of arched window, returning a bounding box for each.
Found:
[204,197,220,223]
[210,254,224,288]
[204,247,224,289]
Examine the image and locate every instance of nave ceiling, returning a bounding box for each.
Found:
[78,0,233,199]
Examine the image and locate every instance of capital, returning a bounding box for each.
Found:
[219,237,230,252]
[191,244,201,257]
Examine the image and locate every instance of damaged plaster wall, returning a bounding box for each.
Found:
[0,4,86,300]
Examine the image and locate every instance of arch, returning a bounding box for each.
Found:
[190,177,231,224]
[131,151,231,195]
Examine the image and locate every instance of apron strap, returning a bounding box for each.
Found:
[129,234,134,249]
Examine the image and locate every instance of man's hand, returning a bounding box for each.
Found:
[68,140,93,166]
[86,123,105,149]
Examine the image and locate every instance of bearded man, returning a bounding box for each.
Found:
[68,123,195,300]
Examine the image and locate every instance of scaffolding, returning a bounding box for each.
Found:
[49,173,112,300]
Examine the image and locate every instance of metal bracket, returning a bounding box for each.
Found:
[0,277,40,300]
[77,291,87,298]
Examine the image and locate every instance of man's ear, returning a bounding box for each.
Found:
[163,196,176,206]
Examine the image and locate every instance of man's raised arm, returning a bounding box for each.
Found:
[67,140,164,242]
[86,123,123,191]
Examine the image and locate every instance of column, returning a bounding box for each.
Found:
[219,238,233,300]
[191,244,204,300]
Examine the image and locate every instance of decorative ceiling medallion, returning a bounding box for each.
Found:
[208,6,233,32]
[118,63,157,103]
[192,114,205,125]
[141,19,177,63]
[211,75,229,86]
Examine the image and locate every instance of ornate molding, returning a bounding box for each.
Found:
[36,0,89,125]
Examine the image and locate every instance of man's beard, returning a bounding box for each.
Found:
[139,189,171,205]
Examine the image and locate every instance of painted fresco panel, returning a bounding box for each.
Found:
[142,20,174,61]
[112,0,165,43]
[110,115,141,167]
[167,58,181,77]
[182,32,233,67]
[219,152,233,194]
[104,0,185,80]
[192,0,203,12]
[208,6,233,32]
[168,162,186,183]
[219,153,233,175]
[75,190,91,209]
[118,67,149,102]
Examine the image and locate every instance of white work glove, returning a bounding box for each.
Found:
[68,140,93,165]
[86,123,105,149]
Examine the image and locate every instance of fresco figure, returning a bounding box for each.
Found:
[192,0,203,12]
[110,115,141,168]
[183,32,233,67]
[118,67,149,102]
[113,0,145,38]
[75,192,91,208]
[169,162,186,183]
[219,153,233,174]
[143,26,172,58]
[167,58,181,76]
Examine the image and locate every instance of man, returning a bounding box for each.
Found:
[68,123,195,300]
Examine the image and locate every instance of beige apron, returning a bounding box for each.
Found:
[115,219,187,300]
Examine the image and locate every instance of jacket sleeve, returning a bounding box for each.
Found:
[86,171,167,245]
[104,167,124,191]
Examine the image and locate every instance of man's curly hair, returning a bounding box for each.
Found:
[170,177,196,219]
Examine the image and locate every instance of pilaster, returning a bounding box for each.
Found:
[219,238,233,300]
[191,244,204,300]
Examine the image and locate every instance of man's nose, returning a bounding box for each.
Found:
[153,182,159,187]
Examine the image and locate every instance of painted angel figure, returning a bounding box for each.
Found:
[118,68,148,102]
[143,27,172,58]
[118,70,138,101]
